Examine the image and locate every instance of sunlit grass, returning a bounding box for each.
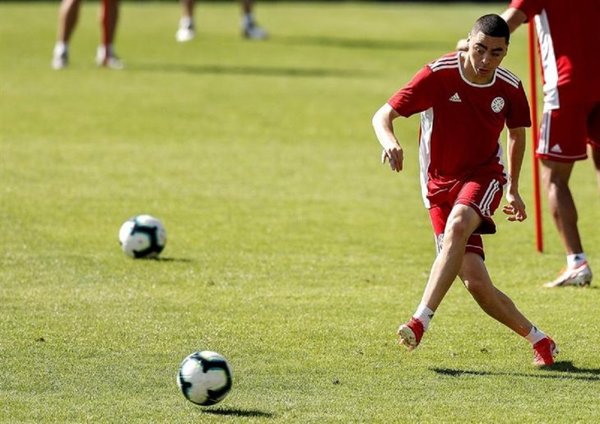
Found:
[1,2,600,422]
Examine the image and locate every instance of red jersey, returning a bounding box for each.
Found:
[510,0,600,100]
[388,52,531,203]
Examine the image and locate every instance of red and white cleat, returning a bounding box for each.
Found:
[397,317,425,352]
[532,337,558,366]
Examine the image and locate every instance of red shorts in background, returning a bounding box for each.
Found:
[427,174,504,260]
[536,93,600,162]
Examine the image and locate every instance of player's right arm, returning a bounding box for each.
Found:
[374,64,436,173]
[500,7,528,33]
[372,103,404,172]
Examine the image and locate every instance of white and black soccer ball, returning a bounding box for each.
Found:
[177,351,233,406]
[118,214,166,258]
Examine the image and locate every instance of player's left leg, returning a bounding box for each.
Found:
[459,253,558,366]
[460,253,534,335]
[96,0,123,69]
[176,0,195,42]
[241,0,267,39]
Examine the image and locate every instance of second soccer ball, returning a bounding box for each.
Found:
[118,214,166,258]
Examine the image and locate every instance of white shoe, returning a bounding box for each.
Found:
[52,50,68,70]
[176,26,195,42]
[96,46,124,70]
[243,23,268,40]
[544,262,593,288]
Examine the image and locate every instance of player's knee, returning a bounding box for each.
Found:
[463,277,492,305]
[541,161,572,189]
[444,214,470,243]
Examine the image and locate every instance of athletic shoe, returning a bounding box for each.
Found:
[397,317,424,351]
[95,47,124,70]
[52,50,68,70]
[243,23,268,40]
[532,337,558,366]
[543,262,592,288]
[176,26,195,43]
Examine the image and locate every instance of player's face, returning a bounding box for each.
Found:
[466,31,508,83]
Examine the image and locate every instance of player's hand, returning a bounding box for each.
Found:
[381,145,404,172]
[503,192,527,222]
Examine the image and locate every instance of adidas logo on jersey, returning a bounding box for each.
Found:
[550,144,563,153]
[449,92,462,102]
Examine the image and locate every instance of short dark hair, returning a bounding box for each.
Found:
[471,14,510,44]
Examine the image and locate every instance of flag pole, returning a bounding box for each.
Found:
[528,22,543,252]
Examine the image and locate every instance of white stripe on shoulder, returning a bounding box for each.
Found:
[496,67,520,88]
[428,56,459,72]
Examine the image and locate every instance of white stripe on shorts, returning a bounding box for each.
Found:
[478,179,500,217]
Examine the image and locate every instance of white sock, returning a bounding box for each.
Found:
[97,44,114,58]
[413,303,434,330]
[524,325,546,345]
[54,41,67,56]
[567,253,587,268]
[242,13,254,28]
[180,16,193,29]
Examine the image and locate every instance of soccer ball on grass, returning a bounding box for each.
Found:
[118,214,166,258]
[177,351,233,406]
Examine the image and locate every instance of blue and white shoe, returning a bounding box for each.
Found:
[243,23,268,40]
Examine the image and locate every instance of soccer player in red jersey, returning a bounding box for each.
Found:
[501,0,600,288]
[372,14,557,366]
[52,0,123,70]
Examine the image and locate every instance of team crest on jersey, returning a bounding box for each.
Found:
[491,97,505,113]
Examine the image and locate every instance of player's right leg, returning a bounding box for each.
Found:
[588,102,600,192]
[52,0,82,69]
[591,144,600,192]
[397,204,481,351]
[539,159,592,287]
[397,317,425,352]
[537,100,592,287]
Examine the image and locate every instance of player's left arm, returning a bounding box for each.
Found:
[502,126,527,222]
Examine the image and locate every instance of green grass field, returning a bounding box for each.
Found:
[2,1,600,422]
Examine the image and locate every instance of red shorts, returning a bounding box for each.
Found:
[427,175,504,260]
[536,91,600,162]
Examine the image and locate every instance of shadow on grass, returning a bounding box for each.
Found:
[155,257,194,263]
[275,35,449,52]
[131,256,193,263]
[432,362,600,381]
[201,407,274,418]
[133,63,369,79]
